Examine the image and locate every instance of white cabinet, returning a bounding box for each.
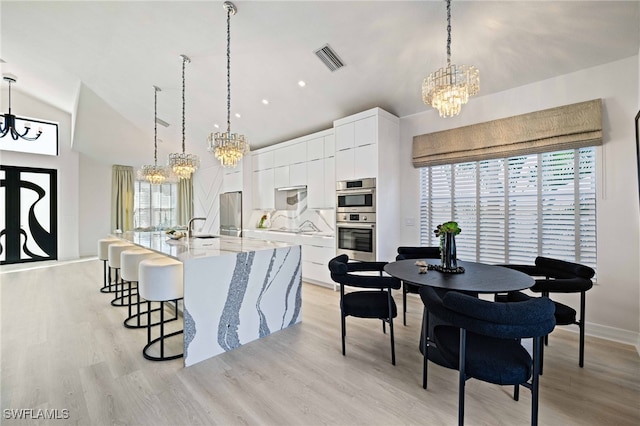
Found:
[274,165,289,188]
[324,134,335,157]
[275,142,306,167]
[222,170,242,193]
[251,168,274,210]
[353,143,377,181]
[307,137,324,161]
[355,116,376,146]
[334,115,377,181]
[324,156,335,206]
[272,142,307,188]
[222,158,243,193]
[274,163,306,188]
[335,148,355,181]
[289,162,307,186]
[300,235,335,286]
[307,159,324,208]
[252,151,274,171]
[308,150,335,209]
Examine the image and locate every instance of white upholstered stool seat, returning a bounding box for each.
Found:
[121,249,165,329]
[107,242,135,307]
[97,238,120,293]
[139,257,184,361]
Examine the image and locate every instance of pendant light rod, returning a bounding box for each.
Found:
[224,1,236,135]
[153,85,161,165]
[180,54,190,154]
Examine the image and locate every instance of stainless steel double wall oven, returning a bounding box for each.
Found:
[336,178,376,262]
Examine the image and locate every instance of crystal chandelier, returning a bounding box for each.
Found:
[1,74,43,141]
[207,1,249,168]
[422,0,479,118]
[140,86,170,185]
[169,54,199,179]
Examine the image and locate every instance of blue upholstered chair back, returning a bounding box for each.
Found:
[421,286,556,340]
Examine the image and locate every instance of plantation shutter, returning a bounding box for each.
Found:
[419,148,597,270]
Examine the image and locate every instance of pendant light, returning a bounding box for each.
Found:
[422,0,479,117]
[140,86,170,184]
[207,1,249,168]
[169,54,199,179]
[1,74,43,141]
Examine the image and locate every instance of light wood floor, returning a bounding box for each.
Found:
[1,259,639,425]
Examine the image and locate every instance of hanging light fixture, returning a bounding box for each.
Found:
[422,0,479,118]
[1,74,43,141]
[207,1,249,168]
[169,54,199,179]
[140,86,170,185]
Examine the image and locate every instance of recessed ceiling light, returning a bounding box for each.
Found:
[262,99,269,105]
[214,124,220,129]
[298,80,306,87]
[235,113,241,118]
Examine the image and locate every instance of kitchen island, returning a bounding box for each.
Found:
[119,231,302,367]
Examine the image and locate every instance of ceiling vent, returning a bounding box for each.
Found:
[314,44,345,72]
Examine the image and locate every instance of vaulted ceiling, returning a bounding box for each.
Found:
[2,1,639,167]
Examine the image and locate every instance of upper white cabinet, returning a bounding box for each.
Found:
[335,122,354,151]
[249,130,333,210]
[273,141,307,188]
[307,136,324,161]
[252,168,274,210]
[306,131,336,209]
[334,115,378,181]
[252,151,274,171]
[222,156,244,193]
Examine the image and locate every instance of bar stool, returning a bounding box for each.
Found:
[98,238,120,293]
[120,249,165,329]
[139,257,184,361]
[108,242,135,307]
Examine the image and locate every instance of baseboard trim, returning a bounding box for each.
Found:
[585,322,640,355]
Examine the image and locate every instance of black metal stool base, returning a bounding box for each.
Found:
[110,278,138,307]
[124,305,175,329]
[142,299,183,361]
[100,284,119,294]
[142,330,184,361]
[100,262,118,293]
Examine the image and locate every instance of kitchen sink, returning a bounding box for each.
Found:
[192,235,219,239]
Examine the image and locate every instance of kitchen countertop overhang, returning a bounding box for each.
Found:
[117,231,295,262]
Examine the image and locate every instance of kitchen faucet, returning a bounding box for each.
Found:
[187,217,206,239]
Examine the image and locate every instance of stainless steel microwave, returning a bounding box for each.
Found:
[336,178,376,213]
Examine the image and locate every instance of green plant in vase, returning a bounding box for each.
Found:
[434,221,461,270]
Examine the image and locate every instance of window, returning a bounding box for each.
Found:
[419,147,596,269]
[133,180,178,230]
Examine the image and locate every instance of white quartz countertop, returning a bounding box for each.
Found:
[116,231,295,262]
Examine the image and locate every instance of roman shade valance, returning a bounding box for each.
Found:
[412,99,603,168]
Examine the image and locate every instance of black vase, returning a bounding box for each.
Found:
[441,232,457,270]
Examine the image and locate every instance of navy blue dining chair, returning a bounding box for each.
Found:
[498,256,595,367]
[396,246,441,325]
[328,254,401,365]
[420,286,556,426]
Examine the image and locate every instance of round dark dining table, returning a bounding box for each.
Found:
[384,258,535,369]
[383,258,534,293]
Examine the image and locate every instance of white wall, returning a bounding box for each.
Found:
[73,83,147,256]
[78,153,112,256]
[399,56,640,346]
[1,88,79,261]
